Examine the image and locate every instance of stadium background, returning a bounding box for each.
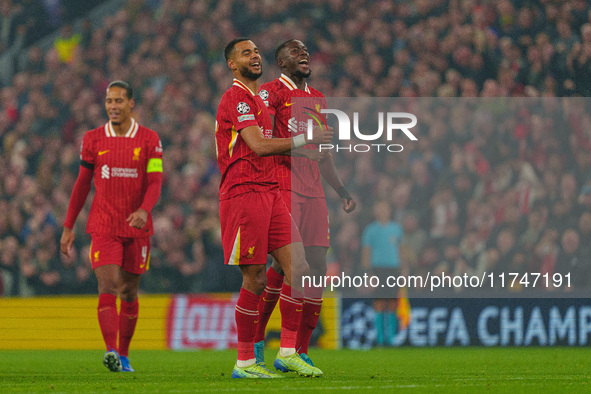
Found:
[1,0,591,350]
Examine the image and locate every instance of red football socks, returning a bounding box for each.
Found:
[235,287,260,363]
[254,267,284,343]
[279,283,304,350]
[296,297,323,354]
[97,293,118,351]
[118,299,139,357]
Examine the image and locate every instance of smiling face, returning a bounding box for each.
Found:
[278,40,310,79]
[105,86,134,126]
[227,40,262,81]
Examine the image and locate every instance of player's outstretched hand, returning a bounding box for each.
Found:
[60,227,75,258]
[307,125,333,145]
[127,208,148,229]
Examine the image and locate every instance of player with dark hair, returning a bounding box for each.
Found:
[60,80,163,373]
[255,39,356,368]
[216,37,332,378]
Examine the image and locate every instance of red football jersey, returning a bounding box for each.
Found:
[259,74,326,198]
[215,79,277,200]
[81,118,162,237]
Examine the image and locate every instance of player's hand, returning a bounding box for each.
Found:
[126,208,148,229]
[60,227,75,258]
[342,196,356,213]
[307,125,333,145]
[304,149,330,162]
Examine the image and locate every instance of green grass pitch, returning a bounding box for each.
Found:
[1,348,589,393]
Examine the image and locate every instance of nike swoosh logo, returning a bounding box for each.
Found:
[285,102,294,107]
[296,309,303,312]
[254,320,259,324]
[314,312,320,316]
[98,150,110,155]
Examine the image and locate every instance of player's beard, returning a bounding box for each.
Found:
[295,69,311,79]
[240,64,263,80]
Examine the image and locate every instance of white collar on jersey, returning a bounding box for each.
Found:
[104,117,138,138]
[232,78,257,96]
[279,73,310,93]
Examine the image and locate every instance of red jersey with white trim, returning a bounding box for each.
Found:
[80,118,162,237]
[259,74,326,197]
[215,79,277,200]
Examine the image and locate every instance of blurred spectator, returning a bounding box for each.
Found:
[53,24,80,64]
[554,228,590,290]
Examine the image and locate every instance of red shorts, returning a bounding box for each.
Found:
[281,190,330,248]
[219,190,301,265]
[89,234,150,275]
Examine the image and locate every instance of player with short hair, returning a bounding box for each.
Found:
[60,80,163,372]
[216,37,332,378]
[255,39,356,368]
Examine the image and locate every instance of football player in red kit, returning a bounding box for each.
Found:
[216,38,332,378]
[60,81,163,373]
[255,39,356,368]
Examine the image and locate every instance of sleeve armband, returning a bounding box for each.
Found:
[147,158,163,173]
[81,160,94,170]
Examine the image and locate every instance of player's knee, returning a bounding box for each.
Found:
[309,258,327,277]
[98,281,119,296]
[119,278,140,302]
[240,265,267,295]
[291,256,311,281]
[271,259,284,276]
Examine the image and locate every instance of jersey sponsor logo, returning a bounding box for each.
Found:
[101,165,110,179]
[101,164,139,179]
[111,167,139,178]
[133,147,141,160]
[237,102,250,114]
[260,126,272,139]
[238,114,255,122]
[258,90,269,100]
[288,117,298,133]
[98,150,110,156]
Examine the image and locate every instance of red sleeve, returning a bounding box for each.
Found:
[139,171,162,213]
[231,91,259,132]
[260,83,278,117]
[64,165,93,228]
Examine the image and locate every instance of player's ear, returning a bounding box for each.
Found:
[129,98,135,109]
[227,58,237,71]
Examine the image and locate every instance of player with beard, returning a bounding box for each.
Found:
[60,80,163,372]
[255,39,356,369]
[215,38,332,378]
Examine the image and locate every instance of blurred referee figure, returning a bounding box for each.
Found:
[60,81,163,372]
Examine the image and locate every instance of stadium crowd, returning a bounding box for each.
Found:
[1,0,591,297]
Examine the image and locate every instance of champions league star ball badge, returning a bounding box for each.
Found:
[237,102,250,114]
